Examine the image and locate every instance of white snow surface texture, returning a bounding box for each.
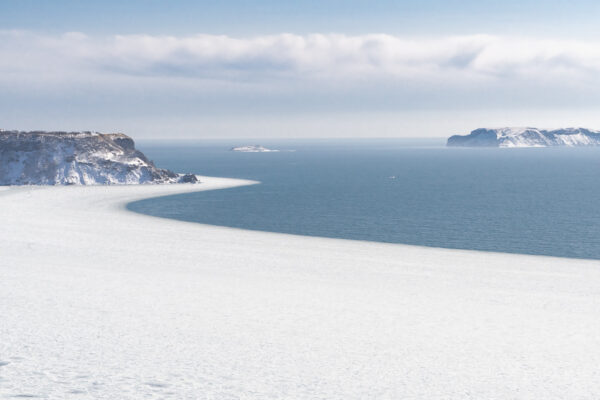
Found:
[1,178,600,399]
[0,130,193,185]
[447,127,600,147]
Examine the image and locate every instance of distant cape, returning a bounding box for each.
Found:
[447,127,600,148]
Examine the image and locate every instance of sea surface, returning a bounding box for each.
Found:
[131,139,600,260]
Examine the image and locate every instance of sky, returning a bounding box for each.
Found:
[2,0,600,139]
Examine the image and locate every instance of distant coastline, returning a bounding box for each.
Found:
[447,127,600,147]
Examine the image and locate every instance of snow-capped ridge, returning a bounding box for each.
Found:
[0,130,198,185]
[447,127,600,147]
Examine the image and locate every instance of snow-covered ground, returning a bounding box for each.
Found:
[1,177,600,399]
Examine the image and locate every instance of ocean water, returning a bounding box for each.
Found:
[130,139,600,260]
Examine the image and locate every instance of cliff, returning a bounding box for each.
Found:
[447,127,600,147]
[0,130,198,185]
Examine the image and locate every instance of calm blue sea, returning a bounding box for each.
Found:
[130,139,600,260]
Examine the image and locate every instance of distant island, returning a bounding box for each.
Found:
[447,127,600,147]
[0,130,198,185]
[231,145,280,152]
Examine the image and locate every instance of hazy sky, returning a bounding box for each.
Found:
[2,0,600,139]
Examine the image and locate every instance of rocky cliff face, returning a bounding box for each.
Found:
[447,127,600,147]
[0,130,198,185]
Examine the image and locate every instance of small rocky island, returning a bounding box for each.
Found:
[231,145,279,152]
[447,127,600,147]
[0,130,198,185]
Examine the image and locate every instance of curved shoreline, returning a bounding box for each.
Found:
[2,178,600,398]
[126,178,600,263]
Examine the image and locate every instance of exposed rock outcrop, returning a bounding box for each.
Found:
[0,130,199,185]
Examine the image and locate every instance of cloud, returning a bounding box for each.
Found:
[4,29,600,137]
[3,31,600,84]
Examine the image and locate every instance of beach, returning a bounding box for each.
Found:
[1,176,600,399]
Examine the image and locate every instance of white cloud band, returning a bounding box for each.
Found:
[2,31,600,83]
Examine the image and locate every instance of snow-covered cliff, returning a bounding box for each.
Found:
[0,130,198,185]
[447,127,600,147]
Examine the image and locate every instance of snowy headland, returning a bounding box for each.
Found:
[2,178,600,398]
[447,127,600,147]
[0,130,198,184]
